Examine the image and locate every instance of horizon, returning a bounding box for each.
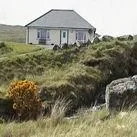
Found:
[0,0,137,36]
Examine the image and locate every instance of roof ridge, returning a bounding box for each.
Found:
[51,9,74,11]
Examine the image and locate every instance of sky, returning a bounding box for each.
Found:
[0,0,137,36]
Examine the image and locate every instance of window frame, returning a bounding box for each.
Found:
[76,31,86,43]
[63,31,66,38]
[37,29,50,41]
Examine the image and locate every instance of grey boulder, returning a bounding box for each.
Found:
[106,75,137,112]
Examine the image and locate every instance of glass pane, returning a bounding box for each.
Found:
[38,30,50,40]
[46,31,50,40]
[63,32,66,38]
[37,31,40,38]
[41,30,46,39]
[76,31,86,42]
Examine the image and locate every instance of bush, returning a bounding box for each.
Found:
[0,42,13,54]
[0,42,6,48]
[8,80,42,120]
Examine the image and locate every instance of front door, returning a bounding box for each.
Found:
[61,30,68,44]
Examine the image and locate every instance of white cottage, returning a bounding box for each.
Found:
[25,9,96,45]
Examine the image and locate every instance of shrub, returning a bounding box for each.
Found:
[0,42,13,54]
[0,42,6,48]
[8,80,42,120]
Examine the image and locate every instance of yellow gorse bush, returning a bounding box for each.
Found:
[8,80,42,120]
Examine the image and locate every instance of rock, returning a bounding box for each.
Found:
[62,43,69,49]
[0,98,15,120]
[53,45,60,51]
[93,37,101,44]
[86,40,92,46]
[128,35,133,41]
[117,36,127,41]
[76,41,81,47]
[105,75,137,112]
[117,35,133,41]
[102,35,114,42]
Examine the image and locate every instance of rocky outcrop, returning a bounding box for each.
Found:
[106,75,137,112]
[102,35,114,42]
[117,35,134,41]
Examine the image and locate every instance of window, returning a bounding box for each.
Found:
[63,32,66,38]
[46,31,50,40]
[37,29,50,40]
[76,31,86,42]
[37,31,40,38]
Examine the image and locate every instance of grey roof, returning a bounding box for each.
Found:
[25,9,95,29]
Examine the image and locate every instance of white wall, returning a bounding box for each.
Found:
[68,29,76,44]
[86,30,95,42]
[68,29,95,44]
[28,27,39,44]
[27,28,60,45]
[26,28,28,44]
[50,30,60,45]
[26,28,95,45]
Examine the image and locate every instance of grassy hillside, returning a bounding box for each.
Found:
[1,40,137,108]
[0,24,25,43]
[0,39,137,136]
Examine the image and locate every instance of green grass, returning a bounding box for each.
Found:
[0,42,44,58]
[1,109,137,137]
